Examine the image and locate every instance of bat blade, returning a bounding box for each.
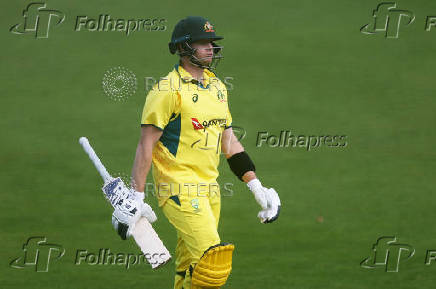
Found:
[132,217,172,269]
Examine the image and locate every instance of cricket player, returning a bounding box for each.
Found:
[117,16,281,289]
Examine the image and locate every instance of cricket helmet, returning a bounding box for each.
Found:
[168,16,223,70]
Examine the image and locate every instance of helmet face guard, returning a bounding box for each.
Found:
[177,41,223,71]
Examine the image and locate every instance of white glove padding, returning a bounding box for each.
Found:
[132,191,157,224]
[247,179,281,224]
[112,206,140,240]
[112,190,157,240]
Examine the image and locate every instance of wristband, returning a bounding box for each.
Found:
[227,151,256,181]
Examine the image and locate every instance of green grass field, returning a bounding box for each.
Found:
[2,0,436,288]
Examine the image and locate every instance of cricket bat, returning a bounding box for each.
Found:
[79,136,171,269]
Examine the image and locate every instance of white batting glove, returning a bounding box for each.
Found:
[132,190,157,224]
[247,179,281,224]
[111,190,157,240]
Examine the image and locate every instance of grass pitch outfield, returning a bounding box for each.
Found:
[1,0,436,288]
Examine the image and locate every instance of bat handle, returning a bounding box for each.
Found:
[79,137,112,182]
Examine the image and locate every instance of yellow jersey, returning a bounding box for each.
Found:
[141,64,232,206]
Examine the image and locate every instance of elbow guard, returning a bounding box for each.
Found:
[226,151,255,181]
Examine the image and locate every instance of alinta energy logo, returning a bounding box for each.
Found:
[361,2,436,38]
[9,2,65,39]
[10,237,65,272]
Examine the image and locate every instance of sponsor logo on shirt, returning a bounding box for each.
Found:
[191,118,204,130]
[191,118,226,130]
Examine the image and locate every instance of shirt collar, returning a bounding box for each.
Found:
[174,63,215,89]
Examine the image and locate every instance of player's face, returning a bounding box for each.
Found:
[192,40,214,64]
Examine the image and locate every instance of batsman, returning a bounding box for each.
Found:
[127,16,281,289]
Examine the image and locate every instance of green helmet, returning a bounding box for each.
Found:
[169,16,223,70]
